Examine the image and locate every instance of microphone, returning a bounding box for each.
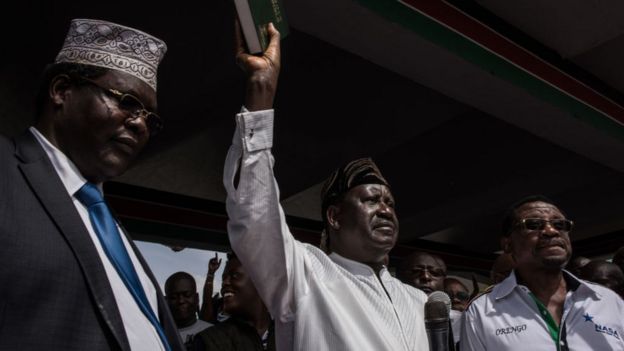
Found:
[425,291,454,351]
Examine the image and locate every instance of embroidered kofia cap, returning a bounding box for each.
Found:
[55,18,167,91]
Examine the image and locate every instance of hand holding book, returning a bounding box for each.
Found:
[235,20,281,111]
[233,0,289,54]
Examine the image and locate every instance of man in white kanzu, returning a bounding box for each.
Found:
[222,23,429,351]
[461,196,624,350]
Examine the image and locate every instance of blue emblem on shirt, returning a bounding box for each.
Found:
[583,313,620,340]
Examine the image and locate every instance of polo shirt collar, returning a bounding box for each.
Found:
[493,270,519,300]
[493,269,601,300]
[564,270,602,299]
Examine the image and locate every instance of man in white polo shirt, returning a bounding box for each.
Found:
[460,195,624,350]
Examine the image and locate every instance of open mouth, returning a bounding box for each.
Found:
[373,220,395,229]
[419,286,433,294]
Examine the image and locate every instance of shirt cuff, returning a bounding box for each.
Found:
[234,108,274,152]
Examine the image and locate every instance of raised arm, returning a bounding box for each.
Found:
[199,253,221,322]
[223,21,302,324]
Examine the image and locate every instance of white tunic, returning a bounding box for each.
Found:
[461,270,624,350]
[223,109,429,351]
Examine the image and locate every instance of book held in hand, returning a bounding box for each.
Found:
[234,0,289,54]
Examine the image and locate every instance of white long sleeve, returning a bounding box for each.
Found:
[223,109,429,351]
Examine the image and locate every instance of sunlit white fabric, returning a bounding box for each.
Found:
[223,110,429,351]
[461,270,624,350]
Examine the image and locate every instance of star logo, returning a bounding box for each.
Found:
[583,313,594,322]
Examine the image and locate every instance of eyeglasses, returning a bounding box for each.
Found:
[410,267,446,278]
[447,291,469,302]
[78,77,163,136]
[515,218,574,233]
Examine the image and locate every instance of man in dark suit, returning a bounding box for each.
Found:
[0,18,183,350]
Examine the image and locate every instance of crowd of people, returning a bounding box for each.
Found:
[1,16,623,351]
[165,220,624,350]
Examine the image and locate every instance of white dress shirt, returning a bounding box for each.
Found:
[30,127,165,351]
[460,270,624,350]
[223,110,429,351]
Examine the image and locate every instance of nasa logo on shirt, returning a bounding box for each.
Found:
[583,313,621,340]
[595,324,621,340]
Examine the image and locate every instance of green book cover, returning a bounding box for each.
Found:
[235,0,289,53]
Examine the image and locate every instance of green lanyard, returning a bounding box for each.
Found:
[528,292,561,350]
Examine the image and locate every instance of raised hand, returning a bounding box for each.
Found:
[235,20,281,111]
[208,252,222,276]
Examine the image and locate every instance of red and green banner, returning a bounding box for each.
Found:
[358,0,624,140]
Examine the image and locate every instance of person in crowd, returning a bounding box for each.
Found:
[580,260,624,299]
[461,195,624,350]
[490,252,515,284]
[0,18,184,350]
[397,251,447,295]
[165,272,213,349]
[200,253,223,322]
[222,22,429,350]
[193,252,274,351]
[566,255,591,277]
[444,277,470,312]
[445,277,469,348]
[613,247,624,274]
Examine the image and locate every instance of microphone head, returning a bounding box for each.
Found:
[425,291,451,321]
[428,290,451,312]
[424,291,454,350]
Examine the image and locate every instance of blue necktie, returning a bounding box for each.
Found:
[76,183,171,351]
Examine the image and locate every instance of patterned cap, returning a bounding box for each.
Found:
[320,158,390,225]
[55,19,167,91]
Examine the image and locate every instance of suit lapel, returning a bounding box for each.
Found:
[15,131,131,351]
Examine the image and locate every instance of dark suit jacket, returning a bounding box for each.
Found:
[0,131,184,351]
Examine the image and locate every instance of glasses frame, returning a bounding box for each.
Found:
[514,218,574,234]
[447,290,470,302]
[409,266,447,278]
[77,76,163,135]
